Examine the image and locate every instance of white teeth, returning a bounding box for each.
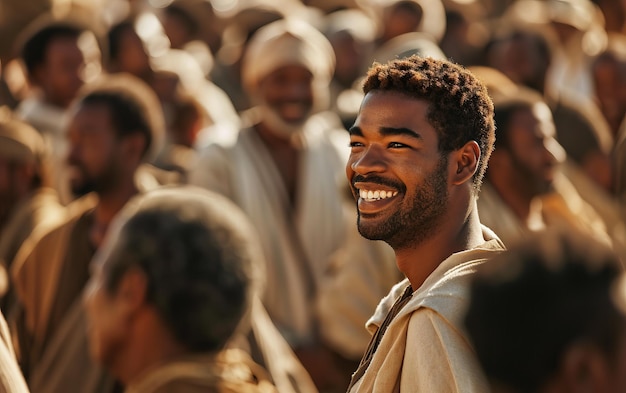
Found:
[359,189,398,201]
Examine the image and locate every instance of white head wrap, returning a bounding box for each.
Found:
[241,18,335,94]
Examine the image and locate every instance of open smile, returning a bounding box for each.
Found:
[359,188,398,201]
[354,182,401,214]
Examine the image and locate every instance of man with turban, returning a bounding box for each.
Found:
[190,18,350,391]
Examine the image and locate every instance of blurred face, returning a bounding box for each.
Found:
[256,65,314,137]
[505,103,564,196]
[66,103,123,197]
[488,34,548,92]
[330,32,366,87]
[382,4,423,42]
[37,36,86,108]
[592,57,626,136]
[113,28,150,77]
[347,91,449,249]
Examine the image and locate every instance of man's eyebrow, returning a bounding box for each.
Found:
[379,126,421,139]
[348,126,421,139]
[348,126,363,136]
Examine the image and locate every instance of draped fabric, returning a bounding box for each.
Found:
[190,113,348,346]
[348,228,504,393]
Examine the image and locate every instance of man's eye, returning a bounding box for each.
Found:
[349,141,364,148]
[388,142,407,148]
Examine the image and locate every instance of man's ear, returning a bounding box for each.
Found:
[115,267,148,315]
[558,342,611,393]
[451,140,480,185]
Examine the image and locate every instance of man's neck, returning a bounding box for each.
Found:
[395,202,486,291]
[116,310,189,387]
[91,180,139,247]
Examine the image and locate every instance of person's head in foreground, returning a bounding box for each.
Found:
[83,186,268,390]
[346,54,495,251]
[465,229,626,393]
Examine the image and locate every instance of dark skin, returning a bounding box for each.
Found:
[347,91,485,290]
[486,103,561,223]
[252,65,314,207]
[32,36,85,109]
[66,103,146,247]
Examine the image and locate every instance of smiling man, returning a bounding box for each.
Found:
[345,55,504,392]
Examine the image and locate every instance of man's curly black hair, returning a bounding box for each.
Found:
[362,55,495,192]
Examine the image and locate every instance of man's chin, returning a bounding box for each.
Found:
[259,106,309,139]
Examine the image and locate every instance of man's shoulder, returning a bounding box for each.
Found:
[403,246,505,327]
[17,194,95,259]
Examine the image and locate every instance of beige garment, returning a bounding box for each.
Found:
[0,312,29,393]
[125,348,276,393]
[28,302,113,393]
[316,201,400,361]
[348,228,504,393]
[10,194,97,380]
[0,188,64,314]
[15,96,72,205]
[477,182,539,246]
[542,170,614,247]
[189,112,348,346]
[561,160,626,239]
[0,188,64,273]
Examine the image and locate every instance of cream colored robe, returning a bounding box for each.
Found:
[316,201,401,361]
[189,113,348,346]
[0,312,29,393]
[0,188,64,280]
[9,194,111,392]
[348,228,504,393]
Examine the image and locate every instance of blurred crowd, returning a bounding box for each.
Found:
[0,0,626,392]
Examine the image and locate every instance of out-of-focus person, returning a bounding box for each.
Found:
[14,15,102,205]
[0,108,64,313]
[465,228,626,393]
[190,18,349,391]
[84,186,278,393]
[11,73,164,393]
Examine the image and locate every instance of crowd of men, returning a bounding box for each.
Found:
[0,0,625,392]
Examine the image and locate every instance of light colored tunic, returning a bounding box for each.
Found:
[189,112,348,346]
[348,229,504,393]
